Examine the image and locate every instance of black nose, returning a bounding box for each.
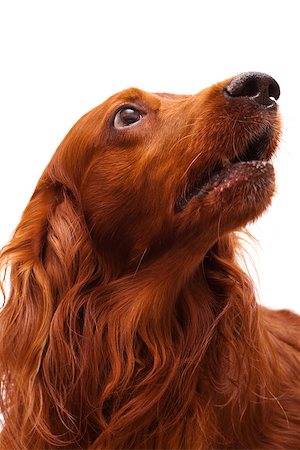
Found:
[225,72,280,107]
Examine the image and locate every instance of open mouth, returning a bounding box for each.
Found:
[175,129,274,212]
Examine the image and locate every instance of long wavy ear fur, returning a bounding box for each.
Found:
[0,173,280,450]
[0,182,278,449]
[0,176,101,448]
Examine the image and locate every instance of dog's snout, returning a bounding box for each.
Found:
[225,72,280,107]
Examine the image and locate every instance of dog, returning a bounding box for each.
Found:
[0,72,299,449]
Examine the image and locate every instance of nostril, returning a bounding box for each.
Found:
[239,78,260,97]
[225,72,280,107]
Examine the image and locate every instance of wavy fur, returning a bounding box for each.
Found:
[0,75,299,449]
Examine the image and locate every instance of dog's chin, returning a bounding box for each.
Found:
[200,160,275,220]
[175,160,275,234]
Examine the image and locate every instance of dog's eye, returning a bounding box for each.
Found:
[113,107,142,128]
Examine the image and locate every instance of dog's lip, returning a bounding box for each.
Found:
[175,129,274,212]
[192,160,273,199]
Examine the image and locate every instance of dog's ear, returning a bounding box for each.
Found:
[0,177,101,441]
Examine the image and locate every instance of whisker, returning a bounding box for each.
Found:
[133,248,148,278]
[167,132,198,156]
[181,150,203,180]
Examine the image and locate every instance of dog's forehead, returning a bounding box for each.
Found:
[104,88,190,110]
[152,92,190,101]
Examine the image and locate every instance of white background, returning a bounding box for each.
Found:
[0,0,299,313]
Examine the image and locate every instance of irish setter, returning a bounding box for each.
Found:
[0,72,299,449]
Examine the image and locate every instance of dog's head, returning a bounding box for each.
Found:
[41,72,280,272]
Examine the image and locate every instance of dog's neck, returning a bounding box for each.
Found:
[85,233,278,447]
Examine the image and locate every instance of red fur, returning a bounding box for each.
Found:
[0,76,299,449]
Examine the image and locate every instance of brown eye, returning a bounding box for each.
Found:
[113,107,142,128]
